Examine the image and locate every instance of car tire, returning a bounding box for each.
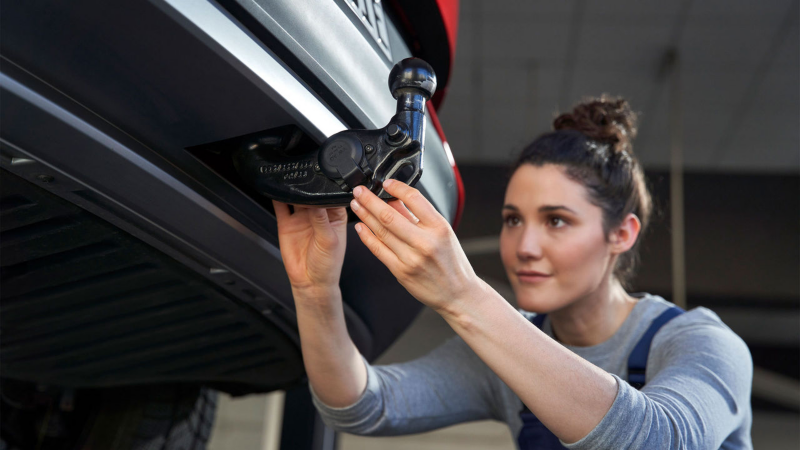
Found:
[79,385,217,450]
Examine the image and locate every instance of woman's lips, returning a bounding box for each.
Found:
[516,271,552,284]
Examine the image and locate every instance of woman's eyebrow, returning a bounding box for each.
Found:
[502,204,578,215]
[539,205,578,214]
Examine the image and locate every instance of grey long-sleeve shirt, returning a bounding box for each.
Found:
[312,295,753,449]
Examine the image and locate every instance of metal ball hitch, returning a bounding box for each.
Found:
[231,58,436,207]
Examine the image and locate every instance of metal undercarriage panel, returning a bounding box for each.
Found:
[0,169,303,389]
[0,0,449,392]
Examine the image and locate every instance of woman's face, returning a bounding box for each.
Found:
[499,164,614,313]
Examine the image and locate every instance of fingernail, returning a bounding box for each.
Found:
[350,199,360,212]
[353,186,363,197]
[355,223,362,233]
[383,179,394,187]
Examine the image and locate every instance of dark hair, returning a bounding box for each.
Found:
[511,95,651,288]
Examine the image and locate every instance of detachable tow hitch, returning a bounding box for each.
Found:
[231,58,436,206]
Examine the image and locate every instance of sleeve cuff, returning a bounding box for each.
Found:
[309,355,384,426]
[562,374,636,449]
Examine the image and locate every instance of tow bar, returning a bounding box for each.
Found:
[231,58,436,206]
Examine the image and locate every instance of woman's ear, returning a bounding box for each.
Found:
[609,213,641,255]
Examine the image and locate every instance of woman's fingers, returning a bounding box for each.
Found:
[272,200,291,223]
[351,186,420,247]
[381,179,444,226]
[297,206,336,247]
[306,206,330,228]
[350,200,409,256]
[327,207,348,228]
[354,222,402,270]
[388,199,419,224]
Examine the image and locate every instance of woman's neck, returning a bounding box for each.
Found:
[548,279,637,347]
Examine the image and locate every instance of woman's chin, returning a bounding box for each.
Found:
[515,292,555,314]
[513,284,570,314]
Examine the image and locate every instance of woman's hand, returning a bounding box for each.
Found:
[273,202,368,408]
[273,201,348,295]
[350,179,480,315]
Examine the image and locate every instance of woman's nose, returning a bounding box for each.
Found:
[516,228,543,260]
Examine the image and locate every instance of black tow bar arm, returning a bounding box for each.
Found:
[232,58,437,207]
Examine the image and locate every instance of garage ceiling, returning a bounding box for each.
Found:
[437,0,799,173]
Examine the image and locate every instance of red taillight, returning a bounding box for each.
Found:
[387,0,460,110]
[427,106,465,230]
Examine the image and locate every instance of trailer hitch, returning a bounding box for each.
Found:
[231,58,436,206]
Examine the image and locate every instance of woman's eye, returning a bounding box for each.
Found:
[548,216,567,228]
[503,215,521,227]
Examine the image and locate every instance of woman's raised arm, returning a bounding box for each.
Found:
[272,201,366,407]
[348,180,619,443]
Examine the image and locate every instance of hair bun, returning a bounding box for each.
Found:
[553,95,638,155]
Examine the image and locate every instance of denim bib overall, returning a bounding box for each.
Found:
[517,307,684,449]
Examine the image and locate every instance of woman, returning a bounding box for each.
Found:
[273,97,753,449]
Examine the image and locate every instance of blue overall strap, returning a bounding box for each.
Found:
[531,313,547,329]
[627,306,684,389]
[518,313,567,450]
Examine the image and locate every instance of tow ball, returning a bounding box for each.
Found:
[232,58,436,207]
